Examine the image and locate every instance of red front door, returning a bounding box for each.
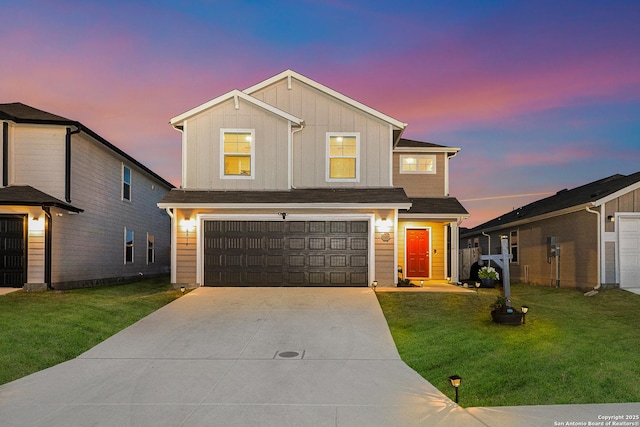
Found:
[406,228,430,277]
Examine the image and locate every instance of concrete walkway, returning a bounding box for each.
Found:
[0,287,638,426]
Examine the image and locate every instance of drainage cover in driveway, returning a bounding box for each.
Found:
[275,350,305,359]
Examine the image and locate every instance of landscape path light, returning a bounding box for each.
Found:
[521,305,529,324]
[448,375,462,403]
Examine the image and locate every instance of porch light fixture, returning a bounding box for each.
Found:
[180,218,196,246]
[448,375,462,403]
[607,215,615,223]
[521,305,529,324]
[375,218,392,233]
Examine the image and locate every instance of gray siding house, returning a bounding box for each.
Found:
[461,173,640,291]
[0,103,174,290]
[159,70,468,288]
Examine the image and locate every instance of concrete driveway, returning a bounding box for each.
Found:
[0,287,482,426]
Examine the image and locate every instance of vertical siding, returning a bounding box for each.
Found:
[183,98,290,191]
[51,132,171,287]
[392,152,446,197]
[250,78,393,188]
[11,125,66,200]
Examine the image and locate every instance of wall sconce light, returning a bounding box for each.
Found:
[521,305,529,324]
[29,215,45,232]
[607,215,615,223]
[375,218,392,233]
[180,218,196,245]
[448,375,462,403]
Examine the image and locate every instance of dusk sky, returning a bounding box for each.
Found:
[2,0,639,227]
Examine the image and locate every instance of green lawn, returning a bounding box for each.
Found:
[0,277,182,386]
[376,284,640,407]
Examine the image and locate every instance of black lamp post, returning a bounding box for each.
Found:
[448,375,462,403]
[521,306,529,324]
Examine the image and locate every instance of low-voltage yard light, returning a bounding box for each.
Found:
[448,375,462,403]
[521,306,529,324]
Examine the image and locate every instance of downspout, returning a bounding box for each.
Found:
[65,125,81,203]
[445,151,459,196]
[585,205,602,295]
[165,208,177,284]
[289,122,305,189]
[43,206,52,290]
[2,121,8,186]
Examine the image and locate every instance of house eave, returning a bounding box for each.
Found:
[398,213,470,220]
[158,202,412,210]
[394,146,460,154]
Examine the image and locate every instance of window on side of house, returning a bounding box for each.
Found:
[221,129,254,178]
[147,233,155,264]
[327,133,359,181]
[510,230,518,263]
[125,228,134,264]
[122,165,131,201]
[400,154,436,174]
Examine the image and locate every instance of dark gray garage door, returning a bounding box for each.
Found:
[204,220,368,286]
[0,215,26,287]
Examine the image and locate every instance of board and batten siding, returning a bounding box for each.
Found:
[249,78,393,189]
[11,125,67,200]
[392,152,446,198]
[51,132,171,287]
[183,97,290,191]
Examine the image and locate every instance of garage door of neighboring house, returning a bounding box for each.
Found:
[619,216,640,289]
[204,220,369,286]
[0,215,26,287]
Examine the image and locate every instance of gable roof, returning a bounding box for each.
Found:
[243,69,408,131]
[0,185,83,212]
[0,103,174,189]
[463,172,640,235]
[169,89,304,128]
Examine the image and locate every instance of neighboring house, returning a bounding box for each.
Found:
[460,172,640,291]
[158,69,468,288]
[0,103,174,290]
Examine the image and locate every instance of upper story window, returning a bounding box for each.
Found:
[400,155,436,174]
[327,133,359,182]
[122,165,131,200]
[221,129,254,179]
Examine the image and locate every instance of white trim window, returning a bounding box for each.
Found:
[147,233,155,264]
[510,230,518,263]
[400,154,436,174]
[125,228,134,264]
[220,129,255,179]
[122,164,132,200]
[326,132,359,182]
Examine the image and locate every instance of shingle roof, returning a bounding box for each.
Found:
[0,102,75,124]
[159,188,411,206]
[0,186,83,212]
[463,172,640,235]
[400,197,469,215]
[0,103,174,189]
[395,138,447,149]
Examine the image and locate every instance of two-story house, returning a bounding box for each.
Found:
[0,103,173,290]
[158,70,468,287]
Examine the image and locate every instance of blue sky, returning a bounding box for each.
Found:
[2,0,639,227]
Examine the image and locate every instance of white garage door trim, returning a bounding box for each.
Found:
[195,213,375,286]
[618,215,640,289]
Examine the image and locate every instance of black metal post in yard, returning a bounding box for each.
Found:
[454,386,459,404]
[501,237,511,307]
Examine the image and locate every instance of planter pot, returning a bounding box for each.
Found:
[480,278,495,288]
[491,308,523,325]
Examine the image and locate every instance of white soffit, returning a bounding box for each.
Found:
[170,89,303,127]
